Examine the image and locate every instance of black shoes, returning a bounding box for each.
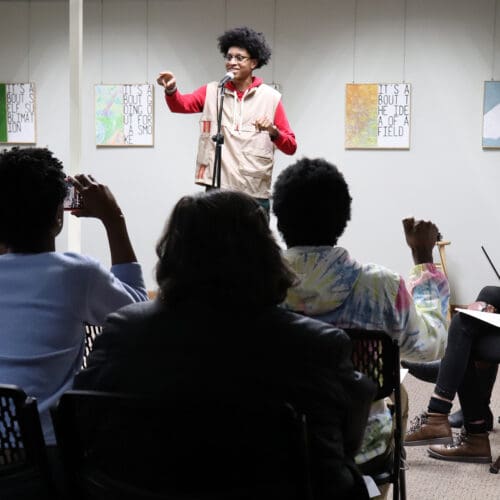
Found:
[448,409,464,429]
[401,359,440,383]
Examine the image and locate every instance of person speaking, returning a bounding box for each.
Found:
[156,26,297,215]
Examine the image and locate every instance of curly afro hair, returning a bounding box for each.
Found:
[217,26,271,69]
[0,147,67,251]
[272,158,352,247]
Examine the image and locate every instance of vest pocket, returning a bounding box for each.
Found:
[196,134,214,182]
[240,148,273,179]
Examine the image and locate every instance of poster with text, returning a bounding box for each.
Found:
[0,83,36,144]
[95,84,154,146]
[482,81,500,148]
[345,83,411,149]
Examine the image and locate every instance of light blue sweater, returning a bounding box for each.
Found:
[0,252,148,444]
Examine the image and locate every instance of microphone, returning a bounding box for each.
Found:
[218,71,234,87]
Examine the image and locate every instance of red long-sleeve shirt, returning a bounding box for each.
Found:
[165,77,297,155]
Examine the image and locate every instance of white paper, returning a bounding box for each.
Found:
[455,308,500,328]
[363,475,381,497]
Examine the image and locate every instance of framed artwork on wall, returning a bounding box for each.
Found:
[0,83,36,144]
[95,84,154,147]
[482,81,500,148]
[345,83,411,149]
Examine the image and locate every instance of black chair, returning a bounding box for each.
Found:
[0,384,55,499]
[345,329,406,500]
[82,324,103,369]
[52,390,313,500]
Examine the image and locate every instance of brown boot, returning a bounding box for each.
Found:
[404,412,453,446]
[428,432,492,463]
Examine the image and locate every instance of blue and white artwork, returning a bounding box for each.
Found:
[483,81,500,148]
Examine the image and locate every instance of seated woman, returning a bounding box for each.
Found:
[0,147,148,445]
[404,286,500,463]
[74,190,375,499]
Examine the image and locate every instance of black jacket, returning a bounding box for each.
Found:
[74,300,375,499]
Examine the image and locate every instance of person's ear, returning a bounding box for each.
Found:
[52,205,64,237]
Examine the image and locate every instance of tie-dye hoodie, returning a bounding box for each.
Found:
[282,245,450,464]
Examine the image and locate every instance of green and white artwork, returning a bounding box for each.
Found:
[95,84,154,146]
[0,83,36,144]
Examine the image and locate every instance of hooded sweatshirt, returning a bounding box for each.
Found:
[282,245,450,464]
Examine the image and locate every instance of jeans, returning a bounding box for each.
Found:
[435,286,500,425]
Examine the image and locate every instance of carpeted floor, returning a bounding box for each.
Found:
[398,373,500,499]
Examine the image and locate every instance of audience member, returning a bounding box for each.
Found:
[0,147,148,445]
[75,189,375,499]
[272,158,450,495]
[404,286,500,463]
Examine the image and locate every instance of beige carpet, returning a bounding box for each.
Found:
[397,373,500,499]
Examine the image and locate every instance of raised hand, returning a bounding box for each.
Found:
[402,217,440,264]
[69,174,136,265]
[69,174,123,226]
[156,71,177,94]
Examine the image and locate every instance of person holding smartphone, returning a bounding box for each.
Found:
[0,147,148,447]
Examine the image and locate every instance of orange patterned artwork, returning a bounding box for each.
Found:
[345,83,411,149]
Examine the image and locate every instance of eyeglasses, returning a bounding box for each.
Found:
[224,54,251,62]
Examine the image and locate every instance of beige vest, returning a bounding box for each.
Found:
[195,81,281,199]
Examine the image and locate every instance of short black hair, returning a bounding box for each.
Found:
[272,158,352,247]
[156,190,295,308]
[217,26,271,69]
[0,147,67,251]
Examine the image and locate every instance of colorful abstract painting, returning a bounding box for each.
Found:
[483,81,500,148]
[345,83,411,149]
[0,83,36,144]
[95,84,154,146]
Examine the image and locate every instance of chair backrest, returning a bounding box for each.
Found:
[53,390,312,500]
[82,324,103,369]
[344,329,406,500]
[345,329,399,401]
[0,384,54,499]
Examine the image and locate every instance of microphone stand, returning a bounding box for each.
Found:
[212,85,225,189]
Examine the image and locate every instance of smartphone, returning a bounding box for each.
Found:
[63,180,83,210]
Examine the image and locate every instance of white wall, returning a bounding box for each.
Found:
[0,0,70,247]
[1,0,500,303]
